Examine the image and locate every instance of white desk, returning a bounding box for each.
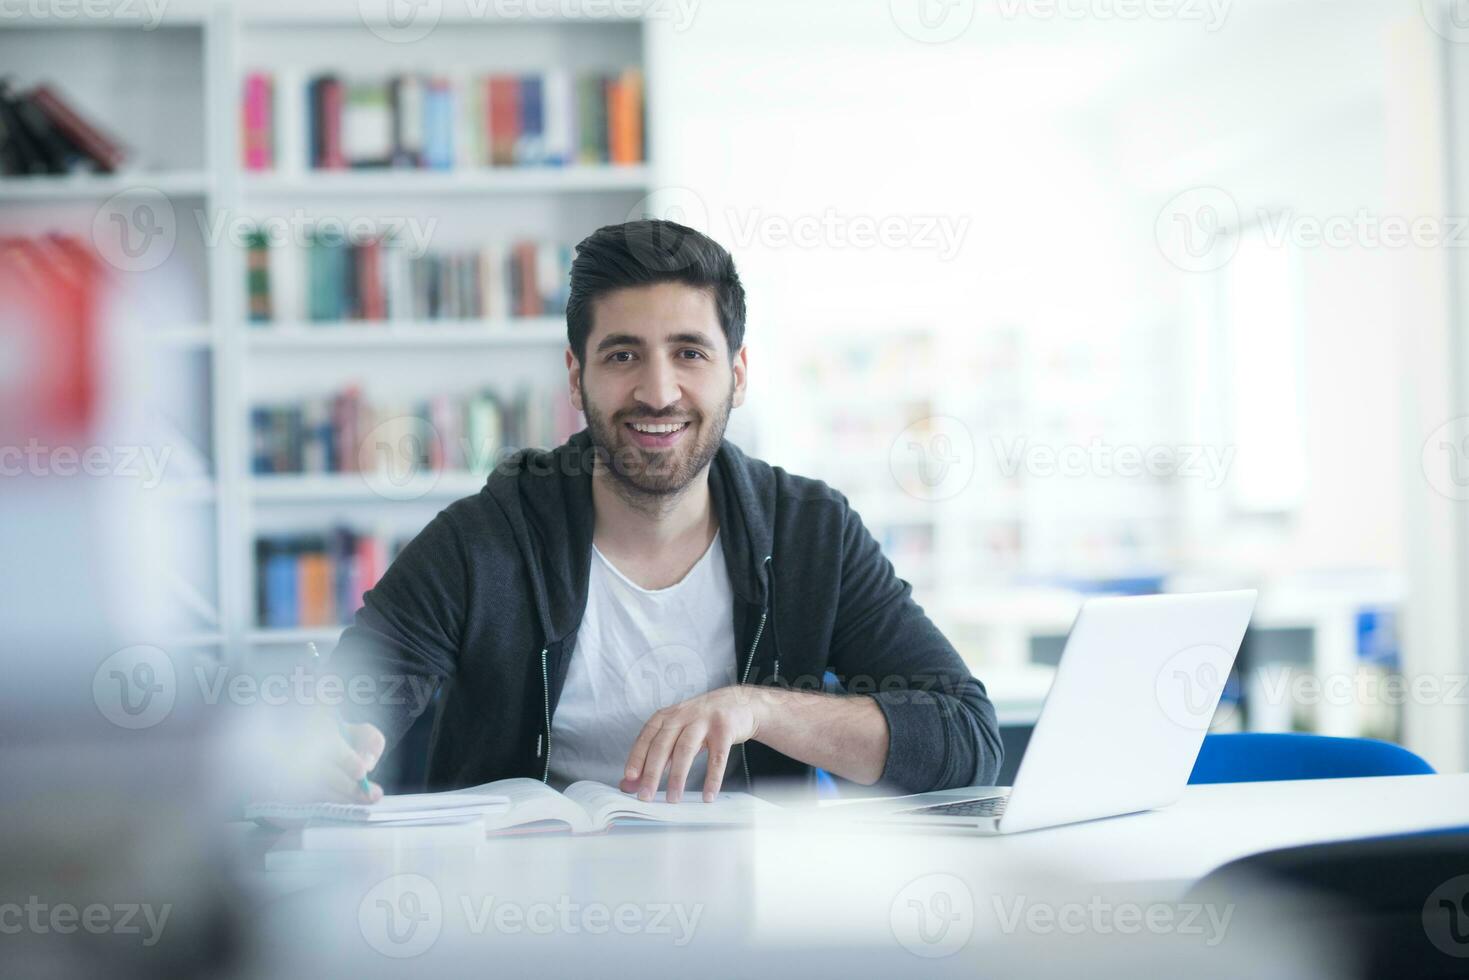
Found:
[244,775,1469,977]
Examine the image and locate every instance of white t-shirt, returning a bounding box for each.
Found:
[547,530,738,791]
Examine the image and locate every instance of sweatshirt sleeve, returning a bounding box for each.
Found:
[826,497,1003,793]
[329,509,468,752]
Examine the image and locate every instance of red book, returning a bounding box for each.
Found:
[242,73,273,171]
[334,386,362,473]
[515,241,541,317]
[488,75,519,167]
[28,85,128,173]
[358,238,385,321]
[355,534,387,608]
[321,78,346,170]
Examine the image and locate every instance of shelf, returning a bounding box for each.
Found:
[241,165,649,196]
[246,318,565,349]
[250,472,487,502]
[0,170,211,200]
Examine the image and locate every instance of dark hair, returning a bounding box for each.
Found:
[566,219,746,365]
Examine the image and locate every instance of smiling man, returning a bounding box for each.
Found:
[326,219,1001,804]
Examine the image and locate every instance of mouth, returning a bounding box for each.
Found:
[623,419,692,450]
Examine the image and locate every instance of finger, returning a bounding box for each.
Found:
[637,723,683,802]
[343,722,386,771]
[664,724,708,804]
[332,737,369,782]
[623,715,663,789]
[326,767,379,803]
[702,728,733,803]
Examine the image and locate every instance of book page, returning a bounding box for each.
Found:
[564,781,779,829]
[245,787,507,824]
[469,778,593,834]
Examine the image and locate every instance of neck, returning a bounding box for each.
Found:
[591,461,717,559]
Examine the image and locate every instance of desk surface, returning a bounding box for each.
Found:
[243,774,1469,977]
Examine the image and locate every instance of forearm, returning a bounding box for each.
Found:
[750,688,890,785]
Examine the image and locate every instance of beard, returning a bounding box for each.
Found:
[581,379,734,499]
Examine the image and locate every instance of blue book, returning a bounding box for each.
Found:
[518,75,544,164]
[265,548,299,629]
[250,407,272,474]
[423,80,454,170]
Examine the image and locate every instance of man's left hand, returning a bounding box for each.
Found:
[620,686,764,803]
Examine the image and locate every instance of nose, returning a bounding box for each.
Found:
[632,354,682,412]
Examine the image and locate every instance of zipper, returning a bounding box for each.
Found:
[539,645,551,783]
[740,555,774,792]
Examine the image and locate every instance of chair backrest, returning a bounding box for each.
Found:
[1189,732,1435,784]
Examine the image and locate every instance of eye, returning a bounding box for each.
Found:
[678,349,708,360]
[607,350,635,363]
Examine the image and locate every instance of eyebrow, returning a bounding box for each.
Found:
[594,331,718,353]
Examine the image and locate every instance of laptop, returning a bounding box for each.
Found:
[846,589,1257,834]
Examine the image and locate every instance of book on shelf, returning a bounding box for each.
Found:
[244,221,573,324]
[249,385,580,477]
[0,79,129,176]
[242,72,274,171]
[243,68,643,172]
[246,227,272,322]
[255,527,399,630]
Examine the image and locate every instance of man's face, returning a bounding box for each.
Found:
[568,282,747,496]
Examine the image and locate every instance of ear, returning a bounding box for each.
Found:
[566,347,584,412]
[730,345,749,409]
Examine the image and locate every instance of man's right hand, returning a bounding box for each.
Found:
[328,722,386,803]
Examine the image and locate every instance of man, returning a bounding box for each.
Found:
[325,219,1001,804]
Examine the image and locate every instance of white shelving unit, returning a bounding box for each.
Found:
[1,0,655,665]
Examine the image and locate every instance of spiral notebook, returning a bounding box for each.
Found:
[246,788,509,825]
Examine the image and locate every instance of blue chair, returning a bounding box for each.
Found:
[1189,732,1435,785]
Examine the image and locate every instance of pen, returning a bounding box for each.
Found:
[308,641,374,799]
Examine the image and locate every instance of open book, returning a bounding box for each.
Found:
[473,778,778,835]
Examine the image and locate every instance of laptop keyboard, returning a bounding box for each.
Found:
[898,796,1008,818]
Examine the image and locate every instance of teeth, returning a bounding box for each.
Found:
[630,422,688,434]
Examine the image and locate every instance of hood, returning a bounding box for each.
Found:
[484,428,777,648]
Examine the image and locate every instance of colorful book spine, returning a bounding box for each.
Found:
[422,77,454,170]
[609,68,643,166]
[246,226,272,323]
[242,72,274,171]
[256,529,404,629]
[249,384,578,477]
[290,69,642,171]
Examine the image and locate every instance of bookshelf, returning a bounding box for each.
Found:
[0,0,655,664]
